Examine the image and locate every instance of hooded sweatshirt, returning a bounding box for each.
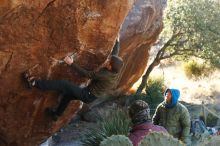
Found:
[152,88,191,145]
[164,88,180,108]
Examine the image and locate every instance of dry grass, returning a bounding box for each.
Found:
[138,63,220,105]
[132,62,220,120]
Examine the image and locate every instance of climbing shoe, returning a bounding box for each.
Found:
[22,71,36,88]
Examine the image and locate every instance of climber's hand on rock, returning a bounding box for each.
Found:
[64,56,73,65]
[116,33,120,41]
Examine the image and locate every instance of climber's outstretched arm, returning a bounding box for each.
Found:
[111,34,120,56]
[64,56,103,79]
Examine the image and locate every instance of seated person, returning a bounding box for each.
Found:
[128,100,167,146]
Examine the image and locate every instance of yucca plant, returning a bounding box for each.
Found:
[81,108,131,146]
[100,108,131,136]
[81,128,107,146]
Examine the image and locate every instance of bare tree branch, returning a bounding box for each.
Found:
[136,32,181,94]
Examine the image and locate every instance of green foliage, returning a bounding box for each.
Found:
[126,77,165,115]
[139,132,185,146]
[161,0,220,68]
[145,77,165,109]
[183,60,213,79]
[99,109,131,136]
[100,135,133,146]
[81,128,107,146]
[206,113,218,127]
[81,109,131,146]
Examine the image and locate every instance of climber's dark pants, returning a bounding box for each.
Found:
[35,80,97,116]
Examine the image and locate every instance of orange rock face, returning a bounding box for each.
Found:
[0,0,164,145]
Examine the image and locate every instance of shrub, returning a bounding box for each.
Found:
[81,128,107,146]
[81,108,131,146]
[125,77,165,115]
[145,77,165,109]
[183,60,213,79]
[100,108,131,136]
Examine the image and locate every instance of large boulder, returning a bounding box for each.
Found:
[0,0,165,145]
[118,0,166,93]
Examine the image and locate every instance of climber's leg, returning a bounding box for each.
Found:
[54,87,97,116]
[45,89,97,121]
[52,95,72,117]
[34,80,84,98]
[35,80,97,102]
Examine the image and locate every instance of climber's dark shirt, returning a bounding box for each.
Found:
[71,64,118,98]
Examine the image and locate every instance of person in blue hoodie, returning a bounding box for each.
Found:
[152,88,191,145]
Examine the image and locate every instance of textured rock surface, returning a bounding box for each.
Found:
[118,0,165,92]
[0,0,165,145]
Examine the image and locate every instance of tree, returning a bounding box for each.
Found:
[136,0,220,94]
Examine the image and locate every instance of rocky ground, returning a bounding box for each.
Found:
[40,117,96,146]
[40,100,121,146]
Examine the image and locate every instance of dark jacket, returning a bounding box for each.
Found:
[71,64,118,98]
[152,89,191,145]
[129,122,167,146]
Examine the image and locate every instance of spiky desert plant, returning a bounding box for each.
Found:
[80,128,107,146]
[100,108,131,136]
[139,132,185,146]
[100,135,133,146]
[81,108,131,146]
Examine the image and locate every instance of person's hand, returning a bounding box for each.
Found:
[116,33,120,41]
[64,56,73,65]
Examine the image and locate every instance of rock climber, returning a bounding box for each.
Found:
[23,35,123,121]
